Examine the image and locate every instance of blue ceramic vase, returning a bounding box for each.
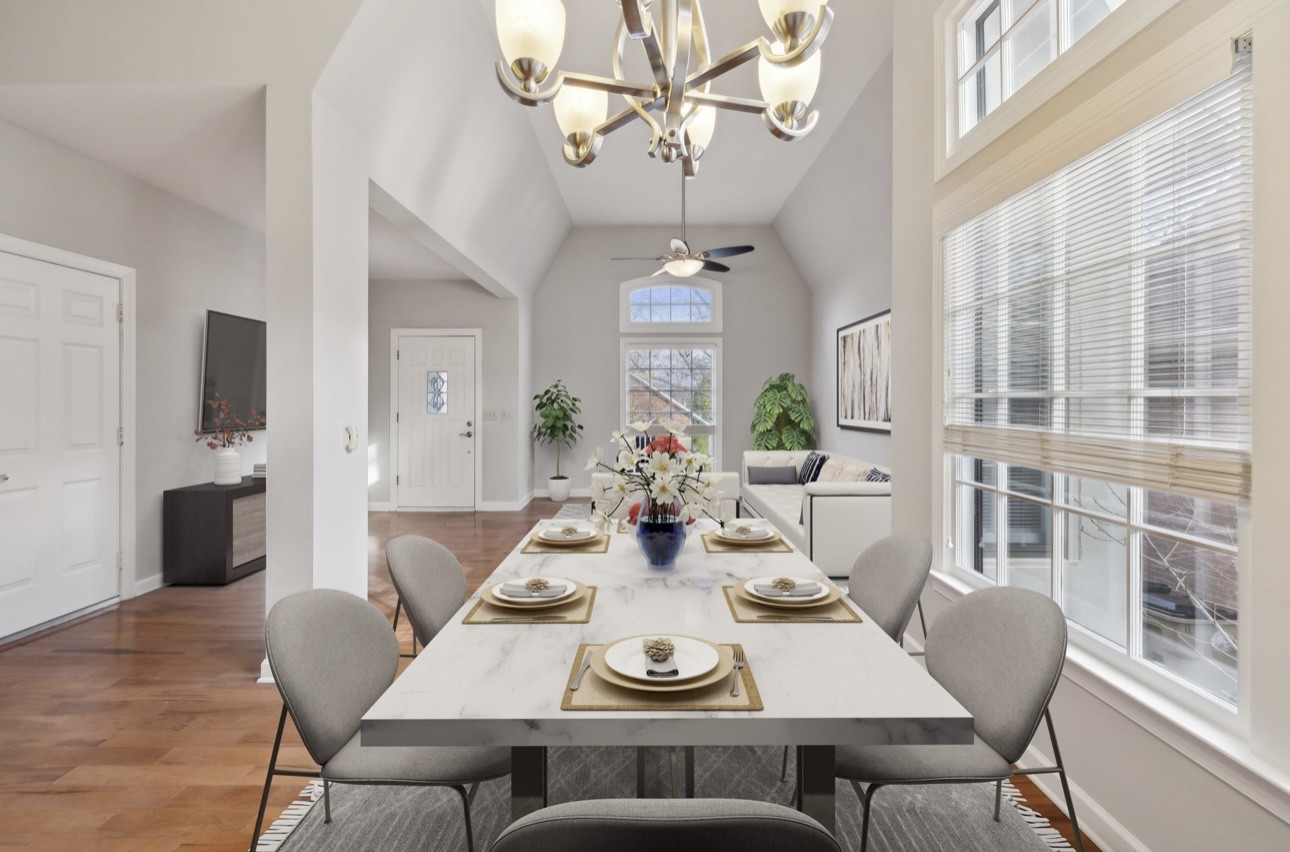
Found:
[635,498,686,570]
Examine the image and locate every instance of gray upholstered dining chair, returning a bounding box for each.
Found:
[781,534,934,781]
[249,588,509,852]
[490,798,843,852]
[386,534,467,656]
[835,586,1085,852]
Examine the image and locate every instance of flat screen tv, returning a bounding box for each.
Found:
[198,310,267,433]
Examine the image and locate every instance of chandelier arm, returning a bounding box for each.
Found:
[686,41,762,91]
[686,91,769,115]
[561,72,657,100]
[495,60,564,107]
[756,6,834,66]
[596,101,664,138]
[661,0,696,161]
[621,0,673,92]
[614,19,665,156]
[763,108,819,141]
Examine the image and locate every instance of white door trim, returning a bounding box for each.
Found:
[389,328,482,511]
[0,232,137,604]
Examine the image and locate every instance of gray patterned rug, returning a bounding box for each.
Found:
[261,746,1073,851]
[552,502,593,520]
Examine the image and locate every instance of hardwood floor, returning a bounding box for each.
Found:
[0,502,1096,851]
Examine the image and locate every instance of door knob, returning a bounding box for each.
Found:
[460,430,474,438]
[0,474,8,483]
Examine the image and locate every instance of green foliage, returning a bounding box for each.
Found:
[751,373,816,451]
[531,379,584,478]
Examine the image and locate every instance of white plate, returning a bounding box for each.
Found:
[744,576,829,602]
[493,577,577,603]
[714,525,774,542]
[538,527,596,544]
[602,635,721,683]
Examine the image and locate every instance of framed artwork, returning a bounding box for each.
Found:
[837,310,892,432]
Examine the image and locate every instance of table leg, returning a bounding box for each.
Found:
[684,746,695,798]
[798,745,835,834]
[511,747,547,821]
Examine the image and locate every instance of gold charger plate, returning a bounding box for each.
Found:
[731,580,842,609]
[711,528,782,546]
[534,529,604,547]
[589,640,734,693]
[484,579,588,610]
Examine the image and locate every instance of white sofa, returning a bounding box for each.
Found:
[741,450,891,578]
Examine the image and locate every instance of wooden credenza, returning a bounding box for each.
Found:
[163,477,266,585]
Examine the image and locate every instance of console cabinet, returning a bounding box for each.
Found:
[163,477,266,585]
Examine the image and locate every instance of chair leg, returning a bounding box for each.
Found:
[323,779,332,824]
[636,747,647,797]
[393,597,402,634]
[780,745,790,783]
[669,748,679,797]
[850,779,883,852]
[1045,709,1086,852]
[248,704,289,852]
[684,746,694,798]
[452,784,476,852]
[994,779,1003,821]
[916,598,928,642]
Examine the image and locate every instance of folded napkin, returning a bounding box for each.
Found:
[500,580,569,598]
[753,581,823,597]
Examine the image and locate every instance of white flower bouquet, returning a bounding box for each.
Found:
[585,420,723,527]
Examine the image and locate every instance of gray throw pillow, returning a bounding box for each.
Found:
[747,466,799,485]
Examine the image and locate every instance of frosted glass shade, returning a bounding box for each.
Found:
[553,85,608,138]
[664,257,705,277]
[758,48,821,108]
[687,106,717,151]
[496,0,566,69]
[757,0,827,31]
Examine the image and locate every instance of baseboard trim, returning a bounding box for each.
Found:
[0,598,119,648]
[258,656,275,684]
[534,487,593,499]
[1017,745,1147,852]
[133,573,165,597]
[477,497,533,512]
[367,502,394,512]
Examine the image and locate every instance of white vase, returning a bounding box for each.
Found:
[213,448,242,485]
[548,476,572,503]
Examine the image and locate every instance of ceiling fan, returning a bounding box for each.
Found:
[613,172,754,278]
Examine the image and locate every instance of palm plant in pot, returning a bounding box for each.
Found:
[531,379,583,502]
[751,372,816,450]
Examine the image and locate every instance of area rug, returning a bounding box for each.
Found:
[261,746,1074,851]
[551,502,593,520]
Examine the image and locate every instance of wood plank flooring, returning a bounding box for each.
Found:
[0,502,1096,851]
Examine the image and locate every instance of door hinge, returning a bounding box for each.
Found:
[117,427,124,447]
[116,552,123,573]
[396,475,400,485]
[396,349,400,360]
[116,303,124,323]
[396,412,400,423]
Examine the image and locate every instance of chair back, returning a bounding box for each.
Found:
[926,586,1068,764]
[385,535,467,647]
[847,534,933,642]
[265,589,398,767]
[491,798,842,852]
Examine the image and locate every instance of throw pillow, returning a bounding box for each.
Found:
[797,451,829,485]
[817,458,868,482]
[866,467,892,483]
[747,466,799,485]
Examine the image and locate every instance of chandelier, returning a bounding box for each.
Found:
[494,0,833,175]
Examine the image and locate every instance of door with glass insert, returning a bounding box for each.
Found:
[396,334,475,508]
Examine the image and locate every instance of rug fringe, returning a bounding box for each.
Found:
[256,780,324,851]
[1000,779,1076,850]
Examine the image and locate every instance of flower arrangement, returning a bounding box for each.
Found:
[585,420,723,526]
[195,395,265,450]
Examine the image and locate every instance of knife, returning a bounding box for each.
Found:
[568,650,594,690]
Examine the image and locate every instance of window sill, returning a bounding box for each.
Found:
[929,568,1290,822]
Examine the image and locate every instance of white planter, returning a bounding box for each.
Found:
[213,448,242,485]
[548,476,572,502]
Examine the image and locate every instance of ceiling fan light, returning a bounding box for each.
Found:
[496,0,566,71]
[758,47,821,110]
[664,257,705,277]
[686,105,717,153]
[553,85,608,139]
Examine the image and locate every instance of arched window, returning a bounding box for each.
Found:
[619,278,722,334]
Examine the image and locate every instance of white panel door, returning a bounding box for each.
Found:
[0,249,120,639]
[396,335,475,508]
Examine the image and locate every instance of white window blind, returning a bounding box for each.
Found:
[943,61,1253,502]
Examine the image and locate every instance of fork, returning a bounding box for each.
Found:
[729,647,745,698]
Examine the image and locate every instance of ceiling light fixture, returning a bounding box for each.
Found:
[494,0,833,175]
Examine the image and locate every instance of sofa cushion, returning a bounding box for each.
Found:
[816,458,870,483]
[866,467,892,483]
[797,451,829,485]
[747,466,798,485]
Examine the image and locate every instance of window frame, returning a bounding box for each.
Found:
[619,337,722,463]
[619,278,723,335]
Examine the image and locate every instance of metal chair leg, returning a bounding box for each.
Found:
[323,779,332,823]
[684,746,694,798]
[916,599,928,641]
[994,779,1003,821]
[452,784,476,852]
[850,779,883,852]
[249,704,289,851]
[1045,709,1086,852]
[393,597,402,634]
[780,745,790,783]
[636,747,647,797]
[669,748,679,797]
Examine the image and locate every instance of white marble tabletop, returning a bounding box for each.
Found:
[361,519,974,749]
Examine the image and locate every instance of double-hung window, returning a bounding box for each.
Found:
[943,61,1252,708]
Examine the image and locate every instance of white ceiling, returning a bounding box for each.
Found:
[368,208,465,280]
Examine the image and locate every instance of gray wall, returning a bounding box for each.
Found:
[774,53,894,465]
[367,278,522,505]
[0,116,268,593]
[531,225,812,490]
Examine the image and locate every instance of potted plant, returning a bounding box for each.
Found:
[751,372,816,451]
[531,379,584,502]
[195,394,265,485]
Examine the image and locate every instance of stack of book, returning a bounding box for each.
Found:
[252,463,267,479]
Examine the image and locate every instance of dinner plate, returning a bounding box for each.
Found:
[537,526,598,545]
[485,579,585,610]
[744,576,828,602]
[733,579,842,609]
[713,525,776,543]
[602,635,720,683]
[589,642,735,693]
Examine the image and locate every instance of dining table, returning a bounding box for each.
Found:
[361,518,974,833]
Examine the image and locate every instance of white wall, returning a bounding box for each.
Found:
[893,0,1290,849]
[774,54,894,464]
[0,116,268,594]
[368,278,522,506]
[531,225,812,489]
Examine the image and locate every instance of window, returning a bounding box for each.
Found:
[956,0,1124,135]
[620,281,723,334]
[943,63,1252,708]
[622,342,720,457]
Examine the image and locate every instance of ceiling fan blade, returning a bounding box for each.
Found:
[670,238,690,255]
[612,257,666,261]
[701,260,731,273]
[651,267,668,277]
[698,245,755,260]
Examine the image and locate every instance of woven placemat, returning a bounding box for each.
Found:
[561,643,762,711]
[701,531,793,554]
[463,587,598,624]
[521,533,611,554]
[721,586,861,623]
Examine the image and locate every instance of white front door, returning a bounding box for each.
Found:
[396,334,475,508]
[0,248,121,639]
